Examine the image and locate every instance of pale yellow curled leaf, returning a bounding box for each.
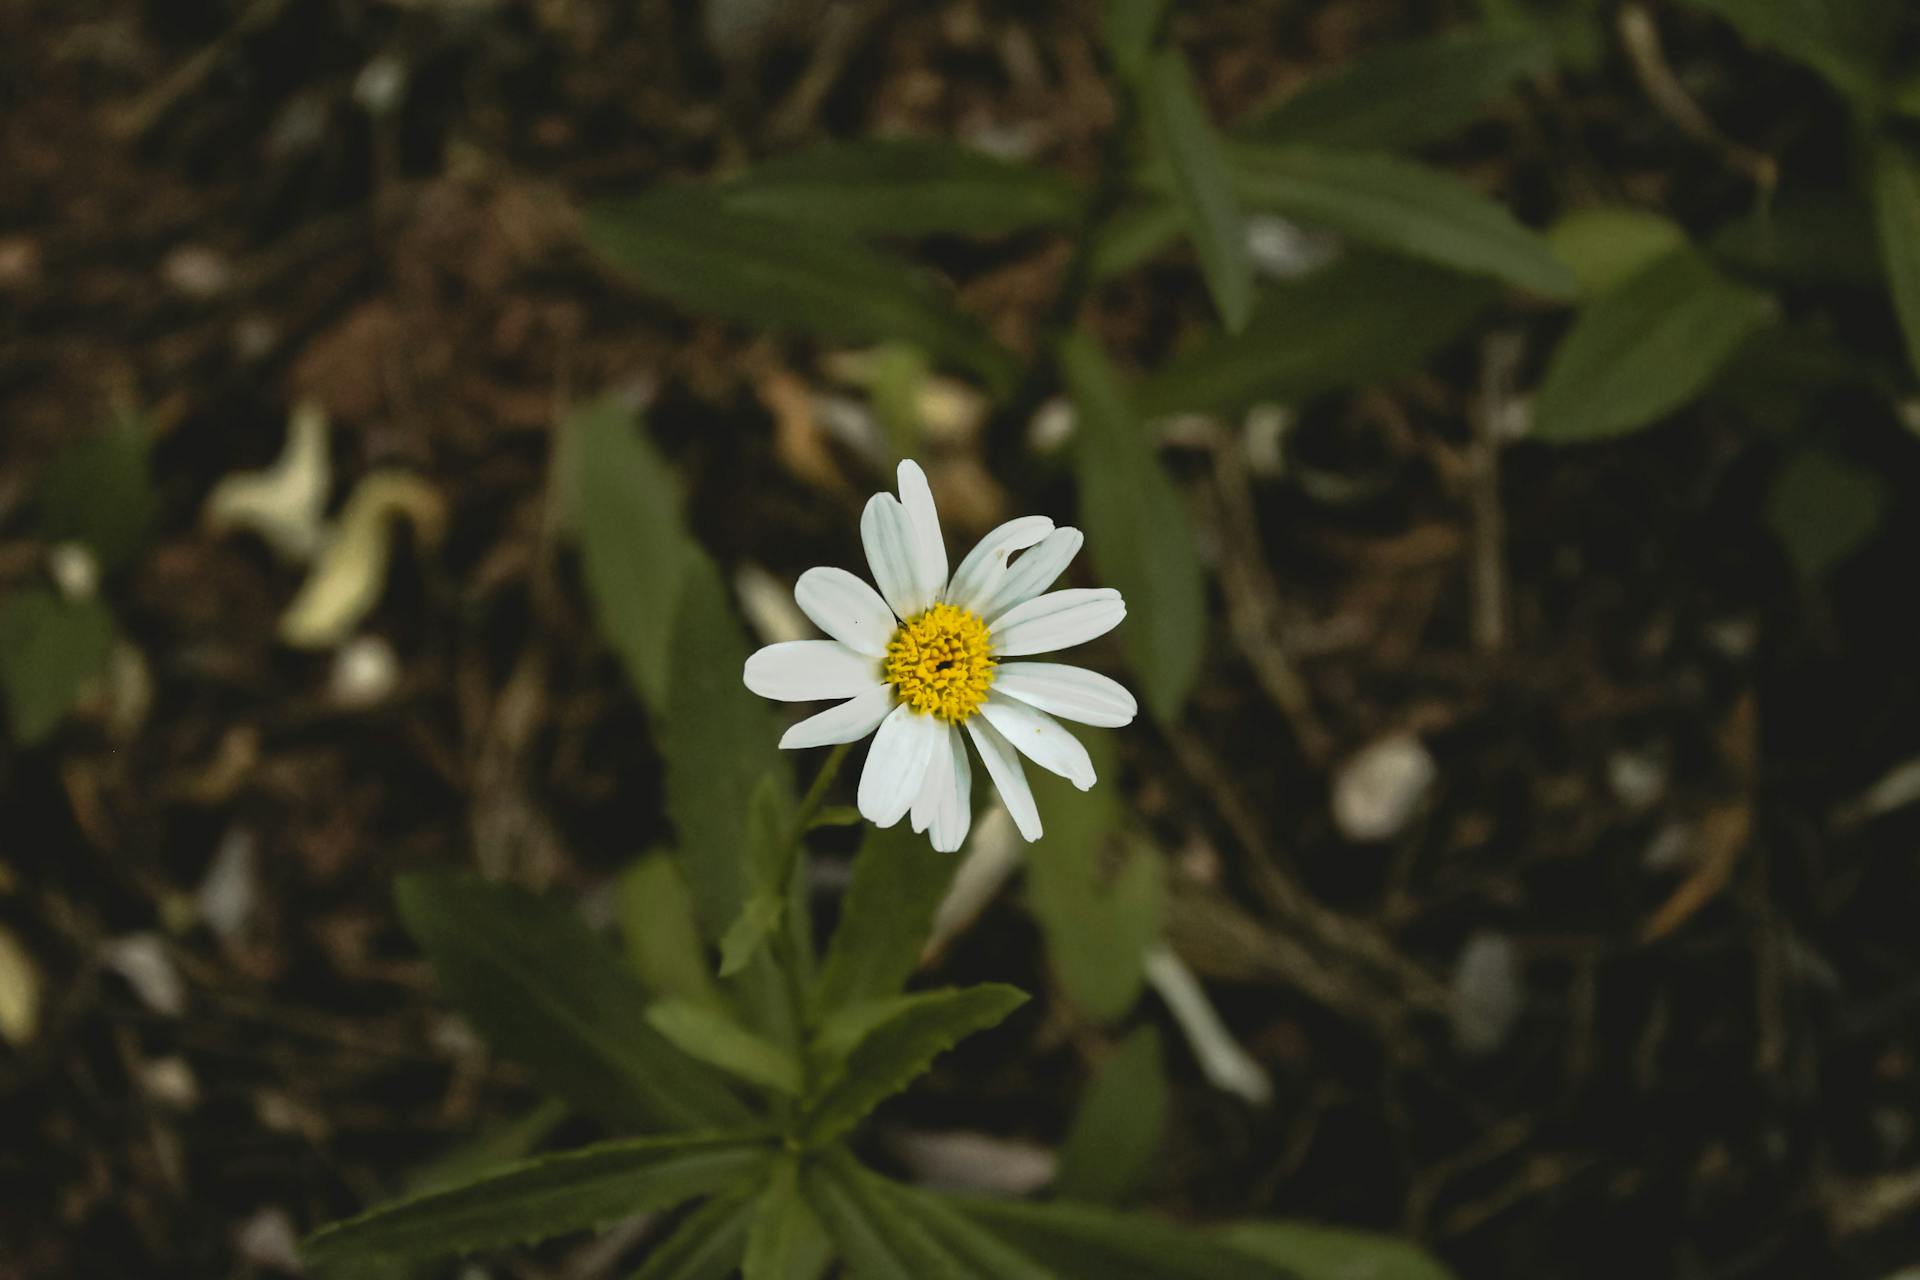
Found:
[278,470,445,649]
[0,923,42,1046]
[205,402,332,561]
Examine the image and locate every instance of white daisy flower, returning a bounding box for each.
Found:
[742,460,1137,851]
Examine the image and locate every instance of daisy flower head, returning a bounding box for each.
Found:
[743,460,1137,852]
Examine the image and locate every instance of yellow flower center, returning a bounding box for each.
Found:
[884,603,995,722]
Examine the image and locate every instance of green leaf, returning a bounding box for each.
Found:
[889,1183,1057,1280]
[0,587,115,746]
[803,1154,972,1279]
[1103,0,1169,83]
[718,776,797,977]
[1765,447,1889,581]
[586,189,1018,394]
[1089,199,1188,281]
[394,873,754,1132]
[1238,28,1552,149]
[949,1197,1295,1280]
[1062,332,1206,722]
[1142,49,1256,332]
[1712,191,1881,286]
[1055,1025,1168,1203]
[621,852,725,1008]
[1138,254,1497,418]
[804,985,1028,1145]
[743,1159,834,1280]
[1678,0,1893,102]
[630,1189,759,1280]
[1220,144,1576,298]
[1546,208,1686,297]
[661,564,791,941]
[404,1099,571,1196]
[1871,134,1920,381]
[720,140,1084,238]
[648,999,804,1096]
[301,1131,771,1271]
[569,397,694,710]
[35,413,156,568]
[811,822,961,1016]
[1532,247,1777,443]
[1220,1221,1460,1280]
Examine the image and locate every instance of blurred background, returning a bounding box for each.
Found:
[5,0,1920,1276]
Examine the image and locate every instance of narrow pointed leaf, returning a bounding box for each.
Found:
[1062,333,1205,722]
[394,873,754,1132]
[812,823,961,1016]
[743,1159,834,1280]
[1142,49,1255,332]
[630,1189,759,1280]
[1220,1221,1460,1280]
[721,140,1084,237]
[1220,144,1575,297]
[804,985,1028,1145]
[586,189,1017,394]
[891,1182,1057,1279]
[1238,29,1552,148]
[301,1131,771,1271]
[648,999,804,1096]
[1103,0,1170,83]
[620,851,725,1008]
[1139,254,1496,418]
[1871,134,1920,380]
[803,1155,971,1279]
[1055,1025,1168,1203]
[1532,247,1777,442]
[949,1197,1294,1280]
[570,397,694,710]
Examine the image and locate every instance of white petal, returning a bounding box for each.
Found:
[779,684,895,749]
[858,705,944,828]
[989,588,1126,657]
[743,641,881,701]
[964,716,1042,841]
[794,566,897,657]
[860,494,929,618]
[980,696,1096,790]
[974,527,1084,621]
[992,662,1138,728]
[924,726,973,853]
[895,460,948,610]
[945,515,1053,611]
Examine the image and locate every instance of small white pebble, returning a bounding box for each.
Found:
[100,933,186,1017]
[198,826,258,942]
[1449,931,1522,1057]
[1331,733,1437,843]
[140,1056,200,1110]
[161,245,234,299]
[46,541,100,601]
[1028,397,1076,453]
[1244,214,1339,281]
[233,1206,303,1272]
[329,635,400,708]
[1608,750,1668,813]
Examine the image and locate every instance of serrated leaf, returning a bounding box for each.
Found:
[889,1182,1057,1279]
[1238,28,1552,149]
[586,189,1018,394]
[403,1099,571,1197]
[1142,49,1255,332]
[394,873,754,1132]
[1765,447,1889,581]
[662,564,791,941]
[1546,208,1686,296]
[1062,333,1205,723]
[621,852,725,1008]
[803,985,1028,1145]
[720,140,1084,237]
[803,1153,972,1279]
[0,587,115,746]
[35,414,156,568]
[1055,1025,1168,1203]
[1871,134,1920,381]
[1025,760,1163,1022]
[1139,254,1496,418]
[648,999,803,1096]
[718,776,797,977]
[811,822,961,1016]
[1220,1221,1460,1280]
[949,1197,1295,1280]
[629,1188,759,1280]
[570,397,694,710]
[1532,247,1777,443]
[1219,144,1575,297]
[300,1131,771,1271]
[743,1159,834,1280]
[1679,0,1893,102]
